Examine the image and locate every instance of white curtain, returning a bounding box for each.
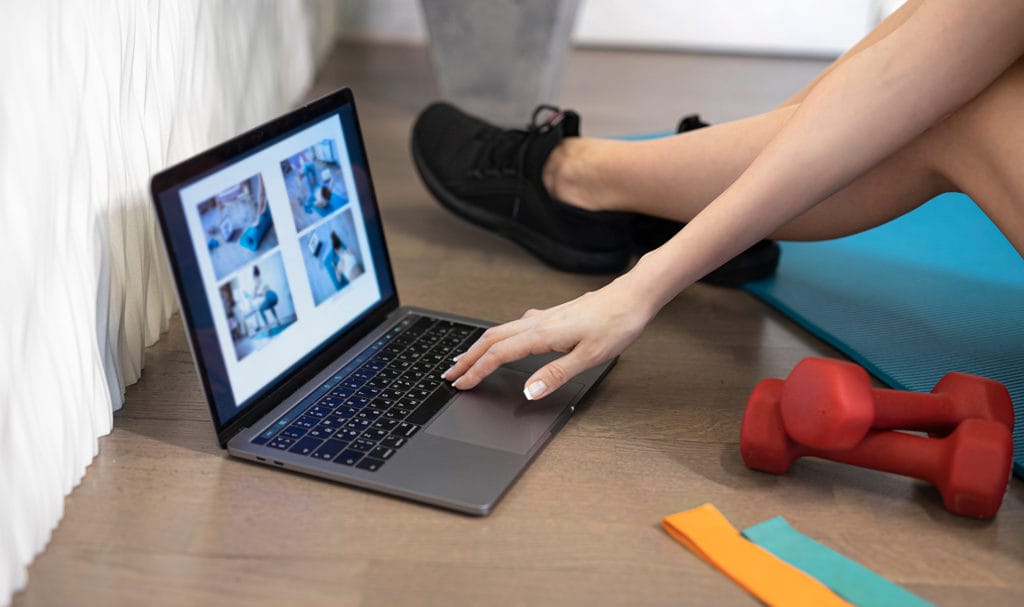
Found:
[0,1,338,603]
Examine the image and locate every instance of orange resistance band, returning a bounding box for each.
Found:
[662,504,852,607]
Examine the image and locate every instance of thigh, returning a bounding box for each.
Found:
[769,126,951,241]
[929,58,1024,255]
[773,58,1024,248]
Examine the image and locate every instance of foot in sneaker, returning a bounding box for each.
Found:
[630,114,781,286]
[411,102,633,274]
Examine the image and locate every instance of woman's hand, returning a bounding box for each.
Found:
[441,270,659,400]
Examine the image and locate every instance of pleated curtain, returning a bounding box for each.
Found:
[0,1,338,603]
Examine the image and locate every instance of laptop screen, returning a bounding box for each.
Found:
[152,90,396,432]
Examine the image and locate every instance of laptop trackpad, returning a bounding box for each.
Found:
[426,368,584,455]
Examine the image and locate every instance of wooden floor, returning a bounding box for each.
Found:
[14,42,1024,606]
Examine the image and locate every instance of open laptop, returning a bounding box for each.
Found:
[150,87,614,515]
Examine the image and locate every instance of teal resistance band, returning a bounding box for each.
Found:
[741,517,933,607]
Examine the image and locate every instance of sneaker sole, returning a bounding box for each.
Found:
[411,142,632,274]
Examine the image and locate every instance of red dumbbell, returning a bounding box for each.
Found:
[779,357,1014,450]
[740,379,1013,519]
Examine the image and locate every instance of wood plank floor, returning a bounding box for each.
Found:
[13,41,1024,606]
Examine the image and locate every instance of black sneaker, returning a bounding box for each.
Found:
[631,114,781,286]
[411,102,633,274]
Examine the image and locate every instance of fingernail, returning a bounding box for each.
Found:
[452,353,464,362]
[523,380,547,400]
[441,365,455,379]
[452,376,465,389]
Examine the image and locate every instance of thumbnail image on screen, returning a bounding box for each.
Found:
[197,173,278,281]
[216,251,298,361]
[280,139,348,234]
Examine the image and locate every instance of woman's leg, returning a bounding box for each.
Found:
[542,0,969,242]
[547,57,1024,249]
[543,1,931,218]
[778,0,925,107]
[924,58,1024,255]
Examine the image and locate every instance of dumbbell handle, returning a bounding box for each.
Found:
[810,426,944,485]
[871,389,962,433]
[871,386,1012,434]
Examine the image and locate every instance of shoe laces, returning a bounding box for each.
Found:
[468,104,564,179]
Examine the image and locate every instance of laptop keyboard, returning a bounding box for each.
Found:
[251,314,483,472]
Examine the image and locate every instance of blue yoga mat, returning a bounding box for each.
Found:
[743,193,1024,477]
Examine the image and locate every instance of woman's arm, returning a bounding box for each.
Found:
[445,0,1024,399]
[637,0,1024,308]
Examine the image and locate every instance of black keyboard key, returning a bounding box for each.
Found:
[361,428,389,442]
[369,446,395,460]
[279,425,307,440]
[356,386,382,399]
[335,449,363,466]
[350,438,377,452]
[288,436,324,456]
[404,387,453,426]
[392,378,416,392]
[381,435,407,449]
[306,426,336,440]
[396,422,420,438]
[311,439,349,461]
[341,377,367,390]
[372,418,399,432]
[403,369,426,382]
[336,427,362,441]
[409,388,434,400]
[318,395,345,408]
[356,457,385,472]
[335,406,359,418]
[268,436,295,450]
[418,379,442,391]
[381,388,405,401]
[295,415,319,429]
[329,386,354,399]
[348,395,372,409]
[385,407,411,421]
[369,397,396,410]
[366,377,391,390]
[356,408,384,422]
[318,416,344,429]
[410,317,434,332]
[409,364,434,376]
[398,396,423,410]
[348,418,372,432]
[307,405,331,418]
[377,368,402,380]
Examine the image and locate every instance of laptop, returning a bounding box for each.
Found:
[150,87,614,515]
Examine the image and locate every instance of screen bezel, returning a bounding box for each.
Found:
[150,87,399,447]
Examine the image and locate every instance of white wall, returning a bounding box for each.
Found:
[337,0,898,57]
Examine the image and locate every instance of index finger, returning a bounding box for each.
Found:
[441,319,526,384]
[448,328,552,391]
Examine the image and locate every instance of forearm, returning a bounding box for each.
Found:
[629,0,1024,310]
